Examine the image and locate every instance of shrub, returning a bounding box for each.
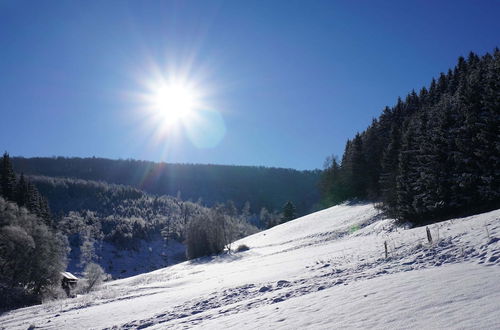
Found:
[42,284,67,302]
[185,208,234,260]
[81,263,107,293]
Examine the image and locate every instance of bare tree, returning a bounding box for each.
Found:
[83,263,106,293]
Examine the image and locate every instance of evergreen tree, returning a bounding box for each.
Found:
[319,156,345,206]
[363,120,383,199]
[282,201,296,222]
[1,152,17,201]
[15,173,29,207]
[347,134,368,199]
[379,125,401,215]
[396,121,419,220]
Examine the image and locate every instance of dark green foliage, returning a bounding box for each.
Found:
[282,201,296,222]
[0,154,52,223]
[342,134,369,199]
[1,152,17,201]
[27,175,144,215]
[15,174,29,207]
[379,125,401,215]
[320,49,500,224]
[11,157,321,217]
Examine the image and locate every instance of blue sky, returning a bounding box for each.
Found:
[1,0,499,170]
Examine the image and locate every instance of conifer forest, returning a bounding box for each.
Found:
[319,50,500,224]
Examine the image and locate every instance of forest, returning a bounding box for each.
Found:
[11,157,321,216]
[320,49,500,224]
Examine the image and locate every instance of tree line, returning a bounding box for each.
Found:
[11,156,321,216]
[320,49,500,224]
[1,153,51,224]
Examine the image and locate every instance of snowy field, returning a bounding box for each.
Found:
[1,203,499,329]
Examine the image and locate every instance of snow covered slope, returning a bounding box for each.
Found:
[1,203,499,329]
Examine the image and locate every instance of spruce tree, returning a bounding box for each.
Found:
[282,201,296,222]
[15,173,29,207]
[379,125,401,215]
[1,152,17,201]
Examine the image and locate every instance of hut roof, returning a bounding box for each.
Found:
[60,271,78,281]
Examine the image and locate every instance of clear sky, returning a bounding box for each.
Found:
[1,0,499,170]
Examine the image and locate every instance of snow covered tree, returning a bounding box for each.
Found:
[185,207,235,259]
[83,262,106,293]
[0,197,68,307]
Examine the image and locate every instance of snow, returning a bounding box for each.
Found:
[1,203,499,329]
[97,238,186,279]
[65,235,186,280]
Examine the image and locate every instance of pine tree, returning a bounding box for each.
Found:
[319,156,345,206]
[341,134,368,199]
[396,121,419,220]
[363,119,383,199]
[379,125,401,215]
[282,201,296,222]
[1,152,17,201]
[15,173,29,207]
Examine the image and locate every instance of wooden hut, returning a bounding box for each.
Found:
[61,271,78,297]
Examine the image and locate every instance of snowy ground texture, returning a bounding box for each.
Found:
[67,238,186,280]
[1,203,499,329]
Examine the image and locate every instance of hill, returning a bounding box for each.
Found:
[20,175,259,279]
[1,203,498,329]
[11,157,321,216]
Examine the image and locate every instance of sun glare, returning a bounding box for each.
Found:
[133,64,226,152]
[151,83,199,123]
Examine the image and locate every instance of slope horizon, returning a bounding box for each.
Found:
[10,154,319,172]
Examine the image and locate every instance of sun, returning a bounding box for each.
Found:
[132,64,226,151]
[150,82,199,124]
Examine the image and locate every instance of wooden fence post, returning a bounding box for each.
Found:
[426,226,432,244]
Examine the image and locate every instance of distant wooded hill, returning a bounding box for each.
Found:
[11,157,321,215]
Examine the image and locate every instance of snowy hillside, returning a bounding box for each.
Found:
[68,238,186,280]
[1,203,499,329]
